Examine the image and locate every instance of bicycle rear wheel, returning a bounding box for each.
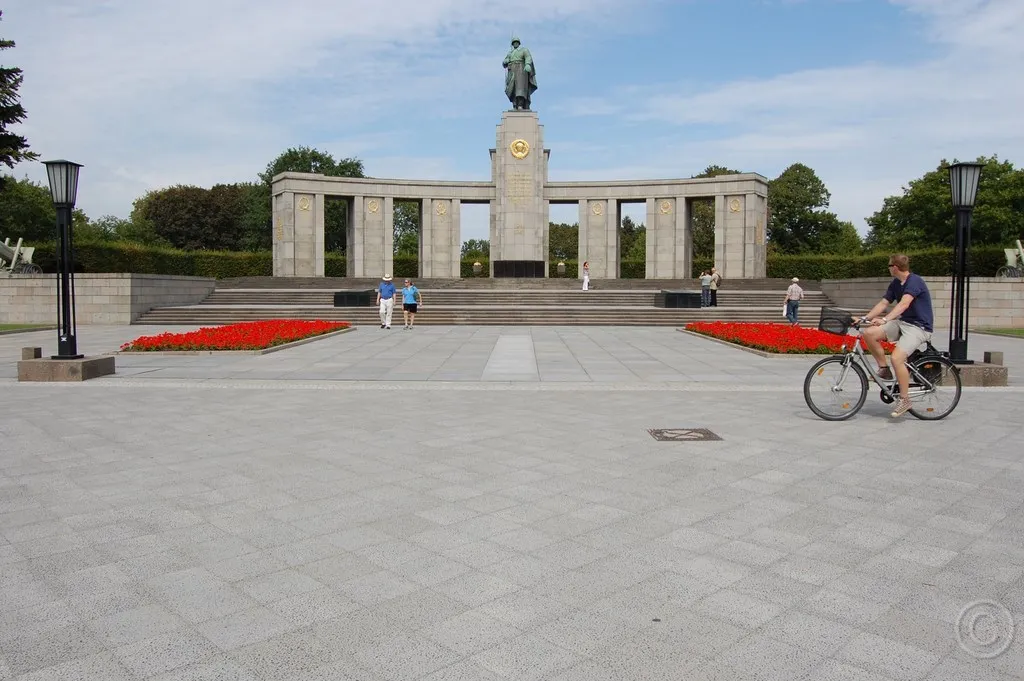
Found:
[908,355,961,420]
[804,357,868,421]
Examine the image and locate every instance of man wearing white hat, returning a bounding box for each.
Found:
[376,274,396,329]
[784,277,804,326]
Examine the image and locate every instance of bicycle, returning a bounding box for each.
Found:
[803,308,962,421]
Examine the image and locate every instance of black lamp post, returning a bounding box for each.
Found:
[43,159,84,360]
[947,161,982,364]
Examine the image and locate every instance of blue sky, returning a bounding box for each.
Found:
[5,0,1022,244]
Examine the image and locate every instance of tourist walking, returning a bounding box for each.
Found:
[376,274,395,329]
[401,278,422,329]
[709,267,721,306]
[699,270,712,307]
[582,261,590,291]
[784,277,804,325]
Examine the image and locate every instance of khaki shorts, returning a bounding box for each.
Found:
[882,320,931,355]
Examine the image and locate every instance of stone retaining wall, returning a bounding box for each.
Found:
[821,277,1024,328]
[0,274,215,324]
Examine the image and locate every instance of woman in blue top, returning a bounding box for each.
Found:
[401,279,422,329]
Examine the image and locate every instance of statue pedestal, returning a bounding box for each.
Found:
[490,111,549,277]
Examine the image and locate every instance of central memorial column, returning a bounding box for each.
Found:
[490,111,547,277]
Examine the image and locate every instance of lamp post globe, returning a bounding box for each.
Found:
[42,160,84,360]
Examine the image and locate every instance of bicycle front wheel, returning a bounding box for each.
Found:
[908,355,961,420]
[804,357,868,421]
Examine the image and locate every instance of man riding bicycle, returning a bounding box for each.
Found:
[857,254,934,418]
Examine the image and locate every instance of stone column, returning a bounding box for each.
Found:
[746,193,767,278]
[383,196,394,280]
[423,199,457,278]
[449,199,462,278]
[314,193,325,277]
[292,193,317,276]
[349,196,386,278]
[347,196,363,277]
[420,199,433,278]
[582,198,617,279]
[272,192,295,277]
[577,199,588,279]
[676,197,692,279]
[542,199,550,277]
[716,194,748,279]
[646,198,680,279]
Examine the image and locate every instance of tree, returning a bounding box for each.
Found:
[767,163,845,254]
[0,12,38,185]
[461,239,489,258]
[815,218,862,255]
[0,175,88,242]
[864,156,1024,252]
[83,214,168,246]
[393,201,419,255]
[619,215,645,260]
[131,184,250,250]
[548,222,578,261]
[257,147,366,254]
[691,165,742,258]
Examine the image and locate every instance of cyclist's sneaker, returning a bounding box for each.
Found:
[876,366,893,381]
[890,397,913,418]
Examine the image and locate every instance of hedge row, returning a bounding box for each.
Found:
[28,242,1007,280]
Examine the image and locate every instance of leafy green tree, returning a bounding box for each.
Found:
[691,165,742,258]
[766,163,850,254]
[817,218,863,255]
[83,214,169,246]
[131,184,249,250]
[461,239,489,258]
[623,229,645,261]
[619,215,645,261]
[0,13,38,186]
[256,147,366,253]
[548,222,578,261]
[0,175,87,242]
[864,156,1024,252]
[394,201,419,255]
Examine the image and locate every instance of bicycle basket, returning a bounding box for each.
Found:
[818,307,854,336]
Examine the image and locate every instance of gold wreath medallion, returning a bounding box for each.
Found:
[728,198,742,213]
[591,202,604,216]
[435,201,447,216]
[297,196,311,211]
[659,200,672,215]
[366,199,379,214]
[509,139,530,159]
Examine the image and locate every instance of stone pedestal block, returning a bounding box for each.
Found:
[490,111,548,273]
[957,363,1007,387]
[18,355,116,382]
[22,346,42,360]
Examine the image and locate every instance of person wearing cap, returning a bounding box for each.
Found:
[784,277,804,326]
[376,274,396,329]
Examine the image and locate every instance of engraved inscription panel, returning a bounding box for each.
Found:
[506,172,533,206]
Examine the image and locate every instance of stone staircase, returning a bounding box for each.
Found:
[135,279,833,326]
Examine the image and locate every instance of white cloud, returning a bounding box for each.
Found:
[2,0,1019,245]
[3,0,638,218]
[555,0,1024,233]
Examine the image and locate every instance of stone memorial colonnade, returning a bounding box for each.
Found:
[272,113,768,280]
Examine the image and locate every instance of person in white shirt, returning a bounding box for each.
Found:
[784,277,804,326]
[699,271,712,307]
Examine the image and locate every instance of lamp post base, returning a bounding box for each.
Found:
[948,339,974,364]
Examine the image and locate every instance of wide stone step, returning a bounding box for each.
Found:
[216,277,822,291]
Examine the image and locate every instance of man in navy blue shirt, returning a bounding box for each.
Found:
[376,274,396,329]
[859,254,934,418]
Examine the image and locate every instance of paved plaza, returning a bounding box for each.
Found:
[1,325,1022,680]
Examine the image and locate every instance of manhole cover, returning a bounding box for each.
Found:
[648,428,722,442]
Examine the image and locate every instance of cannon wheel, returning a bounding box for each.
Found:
[16,263,43,274]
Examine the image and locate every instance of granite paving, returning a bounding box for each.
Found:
[0,325,1021,680]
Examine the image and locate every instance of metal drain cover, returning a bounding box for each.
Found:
[648,428,722,442]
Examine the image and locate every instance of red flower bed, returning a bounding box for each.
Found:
[685,321,895,354]
[121,319,350,352]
